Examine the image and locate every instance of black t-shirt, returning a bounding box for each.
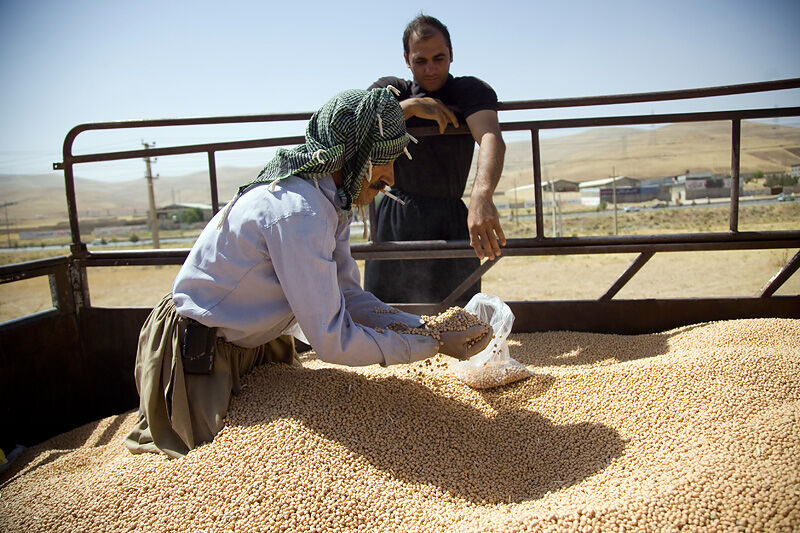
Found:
[369,75,498,199]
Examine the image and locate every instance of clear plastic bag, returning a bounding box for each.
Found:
[451,293,533,389]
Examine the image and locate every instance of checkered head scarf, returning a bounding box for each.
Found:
[218,86,413,227]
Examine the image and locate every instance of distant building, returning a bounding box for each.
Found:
[578,176,640,190]
[578,176,667,206]
[791,164,800,179]
[504,181,580,208]
[156,203,214,224]
[675,171,713,184]
[671,171,742,202]
[542,179,579,192]
[640,176,678,187]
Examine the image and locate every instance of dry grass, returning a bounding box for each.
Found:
[503,201,800,238]
[1,202,797,322]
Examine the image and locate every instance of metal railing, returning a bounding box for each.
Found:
[4,78,800,316]
[3,78,799,452]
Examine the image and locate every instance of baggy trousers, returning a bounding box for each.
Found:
[125,293,297,458]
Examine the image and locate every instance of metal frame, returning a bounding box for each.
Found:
[3,78,800,450]
[2,77,799,315]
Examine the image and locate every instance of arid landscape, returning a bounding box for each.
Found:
[1,199,798,322]
[1,119,799,322]
[1,119,799,227]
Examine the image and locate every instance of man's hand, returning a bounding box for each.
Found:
[468,195,506,260]
[465,110,506,260]
[400,97,459,134]
[438,324,493,360]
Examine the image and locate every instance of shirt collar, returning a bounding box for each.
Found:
[317,175,350,211]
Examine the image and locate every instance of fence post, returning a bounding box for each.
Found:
[531,129,544,240]
[730,119,741,232]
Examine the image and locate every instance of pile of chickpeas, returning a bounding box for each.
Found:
[387,305,491,347]
[2,318,798,532]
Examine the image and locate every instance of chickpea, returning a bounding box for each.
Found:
[2,318,798,532]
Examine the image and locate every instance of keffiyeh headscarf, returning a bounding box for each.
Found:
[218,87,414,226]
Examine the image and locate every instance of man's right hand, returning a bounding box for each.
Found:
[437,325,493,360]
[401,97,459,134]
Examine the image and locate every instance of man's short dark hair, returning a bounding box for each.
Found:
[402,14,452,57]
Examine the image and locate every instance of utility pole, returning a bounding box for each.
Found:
[143,141,160,249]
[512,175,519,224]
[550,179,558,237]
[1,201,17,247]
[556,189,564,237]
[611,166,618,236]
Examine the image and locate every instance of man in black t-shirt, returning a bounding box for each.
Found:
[364,14,506,304]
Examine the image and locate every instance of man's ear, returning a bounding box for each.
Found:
[404,53,411,68]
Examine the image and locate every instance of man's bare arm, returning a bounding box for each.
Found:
[466,109,506,260]
[400,97,459,133]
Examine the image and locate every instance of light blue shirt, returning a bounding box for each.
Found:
[172,174,439,366]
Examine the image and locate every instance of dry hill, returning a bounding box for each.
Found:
[487,120,800,193]
[2,120,798,227]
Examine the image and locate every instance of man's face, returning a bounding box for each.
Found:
[354,161,396,205]
[404,29,452,93]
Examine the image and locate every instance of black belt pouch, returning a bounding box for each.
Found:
[181,319,217,374]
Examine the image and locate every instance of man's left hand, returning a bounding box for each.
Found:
[467,196,506,260]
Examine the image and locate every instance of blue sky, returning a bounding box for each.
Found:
[1,0,799,181]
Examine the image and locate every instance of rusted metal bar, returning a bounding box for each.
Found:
[440,258,501,309]
[1,257,74,310]
[500,106,800,134]
[61,112,312,141]
[80,235,800,266]
[600,251,655,301]
[531,129,544,239]
[353,230,800,252]
[351,238,800,260]
[69,258,90,309]
[71,232,800,267]
[61,162,86,254]
[83,249,191,267]
[63,135,306,166]
[498,78,800,111]
[0,256,70,283]
[481,239,800,258]
[208,151,220,214]
[49,263,75,315]
[730,120,741,232]
[759,250,800,297]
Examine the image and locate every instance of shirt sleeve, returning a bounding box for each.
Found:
[332,215,425,330]
[453,76,498,118]
[265,212,439,366]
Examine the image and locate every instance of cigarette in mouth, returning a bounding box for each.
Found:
[382,189,406,205]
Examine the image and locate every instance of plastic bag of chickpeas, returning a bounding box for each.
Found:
[451,293,533,389]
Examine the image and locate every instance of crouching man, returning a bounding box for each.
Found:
[125,87,491,458]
